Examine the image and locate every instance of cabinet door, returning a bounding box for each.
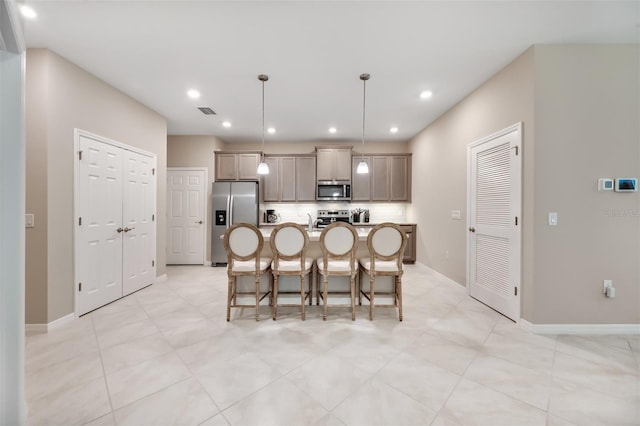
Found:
[238,153,260,180]
[316,149,334,181]
[262,157,280,202]
[335,149,352,181]
[371,156,389,201]
[351,156,371,201]
[280,157,296,201]
[215,153,238,180]
[296,156,316,201]
[390,156,410,201]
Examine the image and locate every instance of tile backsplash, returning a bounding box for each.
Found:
[262,202,407,224]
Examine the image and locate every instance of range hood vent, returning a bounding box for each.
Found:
[197,107,216,115]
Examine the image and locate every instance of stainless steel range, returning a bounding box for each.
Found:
[316,209,350,228]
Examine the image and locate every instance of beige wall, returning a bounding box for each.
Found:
[26,49,168,323]
[408,47,536,291]
[408,44,639,325]
[167,135,225,262]
[531,45,639,324]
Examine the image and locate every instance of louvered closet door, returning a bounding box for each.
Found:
[468,124,521,321]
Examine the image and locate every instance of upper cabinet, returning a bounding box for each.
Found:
[316,148,352,181]
[214,152,261,181]
[262,155,316,202]
[352,154,411,202]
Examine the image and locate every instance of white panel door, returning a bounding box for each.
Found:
[122,151,156,295]
[167,169,206,264]
[77,135,124,315]
[467,123,522,321]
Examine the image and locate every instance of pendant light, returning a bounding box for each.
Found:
[257,74,270,175]
[356,73,370,174]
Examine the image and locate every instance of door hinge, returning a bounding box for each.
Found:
[513,146,519,156]
[152,260,155,267]
[152,214,155,221]
[79,217,82,226]
[152,168,155,176]
[514,287,518,296]
[515,216,518,226]
[78,150,83,160]
[79,282,82,292]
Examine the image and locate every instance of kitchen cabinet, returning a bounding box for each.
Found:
[296,156,317,201]
[399,224,416,264]
[351,156,371,201]
[352,154,411,202]
[214,152,261,181]
[262,155,316,202]
[316,148,351,181]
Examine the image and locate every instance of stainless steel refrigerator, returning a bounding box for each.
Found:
[211,181,259,266]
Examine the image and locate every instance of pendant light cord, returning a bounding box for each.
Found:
[262,79,265,150]
[362,77,366,159]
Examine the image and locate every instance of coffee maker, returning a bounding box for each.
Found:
[265,209,279,223]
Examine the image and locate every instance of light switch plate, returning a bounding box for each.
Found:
[548,212,558,226]
[451,210,461,220]
[25,214,35,228]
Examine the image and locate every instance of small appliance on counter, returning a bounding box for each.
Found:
[265,209,279,223]
[350,208,370,224]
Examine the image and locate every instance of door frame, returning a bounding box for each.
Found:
[466,122,522,321]
[166,167,209,266]
[73,128,157,316]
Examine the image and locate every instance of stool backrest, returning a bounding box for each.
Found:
[367,223,407,270]
[224,223,263,272]
[319,222,358,271]
[270,222,309,271]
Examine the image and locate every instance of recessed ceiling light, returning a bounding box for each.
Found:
[390,127,399,133]
[187,89,200,99]
[267,127,276,134]
[19,5,37,19]
[420,90,433,99]
[222,121,231,128]
[329,127,337,134]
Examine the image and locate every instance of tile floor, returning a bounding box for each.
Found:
[25,264,640,426]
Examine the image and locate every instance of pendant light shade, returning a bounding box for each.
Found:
[257,74,269,175]
[357,73,370,174]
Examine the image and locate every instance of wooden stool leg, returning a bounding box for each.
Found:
[300,274,306,320]
[322,276,329,321]
[397,275,403,322]
[369,275,375,321]
[350,275,355,321]
[255,274,260,322]
[358,269,363,305]
[272,274,279,320]
[226,277,233,321]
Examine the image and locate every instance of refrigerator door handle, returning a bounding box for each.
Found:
[229,195,234,226]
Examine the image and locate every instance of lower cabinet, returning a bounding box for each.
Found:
[399,224,416,264]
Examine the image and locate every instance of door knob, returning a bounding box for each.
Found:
[469,227,475,233]
[195,220,203,224]
[117,227,124,233]
[124,227,136,232]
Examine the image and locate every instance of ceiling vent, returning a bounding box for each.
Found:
[197,107,216,115]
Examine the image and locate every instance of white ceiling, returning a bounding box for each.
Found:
[22,1,639,144]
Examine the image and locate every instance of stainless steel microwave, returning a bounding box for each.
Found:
[317,181,351,201]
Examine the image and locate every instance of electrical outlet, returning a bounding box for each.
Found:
[603,279,612,294]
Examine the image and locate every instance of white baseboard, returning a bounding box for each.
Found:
[26,312,76,335]
[155,273,167,283]
[520,319,640,335]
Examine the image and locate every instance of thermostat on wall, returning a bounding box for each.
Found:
[598,178,614,191]
[615,178,637,192]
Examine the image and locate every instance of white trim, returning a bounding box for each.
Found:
[154,273,168,283]
[25,313,77,335]
[73,128,157,316]
[167,167,208,265]
[520,319,640,335]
